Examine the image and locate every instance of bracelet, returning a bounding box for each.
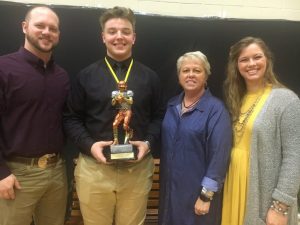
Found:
[270,200,289,216]
[201,187,214,198]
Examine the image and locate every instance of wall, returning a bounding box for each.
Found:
[1,0,300,21]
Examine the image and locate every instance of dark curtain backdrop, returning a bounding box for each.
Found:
[1,1,300,100]
[1,1,300,154]
[1,1,300,157]
[0,2,300,149]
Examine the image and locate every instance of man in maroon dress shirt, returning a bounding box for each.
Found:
[0,6,69,225]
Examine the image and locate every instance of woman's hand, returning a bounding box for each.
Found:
[194,197,210,216]
[266,208,288,225]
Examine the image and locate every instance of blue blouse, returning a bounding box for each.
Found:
[159,89,232,225]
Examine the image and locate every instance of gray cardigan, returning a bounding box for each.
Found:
[244,88,300,225]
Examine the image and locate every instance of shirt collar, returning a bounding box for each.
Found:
[169,88,212,112]
[105,55,132,69]
[18,46,54,68]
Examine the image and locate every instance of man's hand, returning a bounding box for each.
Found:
[194,197,211,216]
[0,174,21,200]
[129,140,150,161]
[91,141,113,164]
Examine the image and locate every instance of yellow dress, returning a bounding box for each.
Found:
[221,86,271,225]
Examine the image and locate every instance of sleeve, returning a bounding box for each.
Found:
[0,70,6,115]
[0,69,12,180]
[272,97,300,205]
[0,161,11,180]
[201,102,232,192]
[145,71,166,157]
[63,73,95,156]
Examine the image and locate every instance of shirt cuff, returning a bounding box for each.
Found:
[272,188,296,206]
[201,176,218,192]
[81,138,95,156]
[0,163,12,180]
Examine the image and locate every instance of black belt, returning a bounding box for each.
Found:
[8,153,61,168]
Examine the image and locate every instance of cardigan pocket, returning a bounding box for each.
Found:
[257,218,266,225]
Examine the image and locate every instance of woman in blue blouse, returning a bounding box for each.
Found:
[158,51,232,225]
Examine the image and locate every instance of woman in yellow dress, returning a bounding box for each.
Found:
[221,37,300,225]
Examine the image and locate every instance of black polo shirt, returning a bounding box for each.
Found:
[63,56,165,156]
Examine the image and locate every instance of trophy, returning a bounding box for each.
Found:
[107,81,137,161]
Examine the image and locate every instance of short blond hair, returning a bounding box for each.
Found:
[176,51,211,77]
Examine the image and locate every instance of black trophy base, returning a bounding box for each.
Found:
[104,144,137,161]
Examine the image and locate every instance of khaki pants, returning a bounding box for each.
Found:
[0,158,67,225]
[75,153,154,225]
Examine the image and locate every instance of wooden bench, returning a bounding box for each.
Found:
[69,158,160,224]
[145,158,160,224]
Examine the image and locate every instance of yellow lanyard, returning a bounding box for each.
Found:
[105,57,133,83]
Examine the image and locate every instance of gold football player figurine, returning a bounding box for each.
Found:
[111,81,134,145]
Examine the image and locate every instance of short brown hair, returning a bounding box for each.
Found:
[99,6,136,31]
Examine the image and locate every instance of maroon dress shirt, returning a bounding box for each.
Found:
[0,47,69,179]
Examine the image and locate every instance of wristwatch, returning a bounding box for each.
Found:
[199,187,214,202]
[144,140,151,152]
[199,194,212,202]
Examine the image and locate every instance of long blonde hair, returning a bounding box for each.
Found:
[223,37,284,122]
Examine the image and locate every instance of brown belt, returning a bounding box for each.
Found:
[8,153,61,169]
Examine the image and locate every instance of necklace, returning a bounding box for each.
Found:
[181,97,201,116]
[182,97,201,109]
[234,90,264,144]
